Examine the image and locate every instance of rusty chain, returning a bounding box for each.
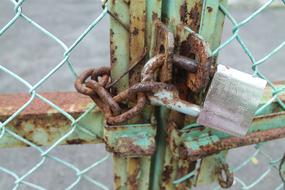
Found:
[215,162,234,189]
[74,20,212,125]
[75,53,199,125]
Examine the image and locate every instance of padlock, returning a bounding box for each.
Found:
[148,64,267,137]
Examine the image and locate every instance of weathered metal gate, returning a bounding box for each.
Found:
[0,0,284,189]
[102,0,285,189]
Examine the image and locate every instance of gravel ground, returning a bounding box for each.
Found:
[0,1,284,190]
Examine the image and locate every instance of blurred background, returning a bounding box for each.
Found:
[0,0,284,189]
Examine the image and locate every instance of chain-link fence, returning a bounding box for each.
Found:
[0,0,284,189]
[0,0,111,189]
[212,1,285,189]
[177,1,285,189]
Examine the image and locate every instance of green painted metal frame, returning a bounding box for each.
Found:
[0,0,285,189]
[147,0,230,189]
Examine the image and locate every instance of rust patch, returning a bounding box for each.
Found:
[0,92,104,148]
[105,136,156,156]
[162,165,173,182]
[110,29,117,68]
[150,21,175,83]
[127,158,140,190]
[152,12,159,21]
[188,1,203,32]
[0,92,91,117]
[179,31,211,93]
[207,6,213,13]
[181,127,285,161]
[180,1,188,24]
[66,139,86,145]
[131,27,139,35]
[253,111,285,122]
[114,174,122,190]
[0,111,98,148]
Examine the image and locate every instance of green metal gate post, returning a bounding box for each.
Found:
[149,0,228,189]
[109,0,229,189]
[0,1,285,189]
[109,1,162,189]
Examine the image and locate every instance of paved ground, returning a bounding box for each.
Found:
[0,1,284,190]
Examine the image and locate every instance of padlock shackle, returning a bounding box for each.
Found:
[149,89,201,117]
[141,54,200,117]
[141,54,197,82]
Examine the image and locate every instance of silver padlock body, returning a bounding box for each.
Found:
[197,65,267,136]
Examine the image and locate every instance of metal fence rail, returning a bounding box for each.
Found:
[0,0,284,189]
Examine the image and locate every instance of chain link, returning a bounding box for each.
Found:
[75,53,198,125]
[215,162,234,189]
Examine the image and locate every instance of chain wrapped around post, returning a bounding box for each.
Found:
[74,54,197,125]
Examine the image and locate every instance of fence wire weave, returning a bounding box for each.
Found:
[0,0,110,189]
[0,0,284,190]
[212,1,285,189]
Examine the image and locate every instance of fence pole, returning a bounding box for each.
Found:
[149,0,228,189]
[109,1,161,189]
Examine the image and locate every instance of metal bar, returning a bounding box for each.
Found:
[190,0,230,186]
[0,80,283,148]
[128,1,155,190]
[180,111,285,161]
[0,92,103,147]
[108,0,157,189]
[153,1,206,189]
[108,0,131,189]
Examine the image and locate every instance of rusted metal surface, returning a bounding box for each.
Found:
[151,20,174,83]
[179,26,212,93]
[110,0,155,189]
[0,92,91,117]
[150,1,208,189]
[186,1,203,32]
[149,86,202,117]
[186,126,285,160]
[127,158,140,190]
[178,0,232,187]
[129,0,146,86]
[75,67,147,125]
[0,92,103,147]
[87,80,121,115]
[103,123,156,156]
[179,112,285,161]
[173,55,197,72]
[141,54,197,82]
[215,162,234,188]
[75,52,198,126]
[2,83,280,149]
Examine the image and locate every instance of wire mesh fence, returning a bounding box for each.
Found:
[0,0,284,190]
[211,1,285,189]
[0,0,111,189]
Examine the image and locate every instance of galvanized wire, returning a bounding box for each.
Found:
[0,0,110,189]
